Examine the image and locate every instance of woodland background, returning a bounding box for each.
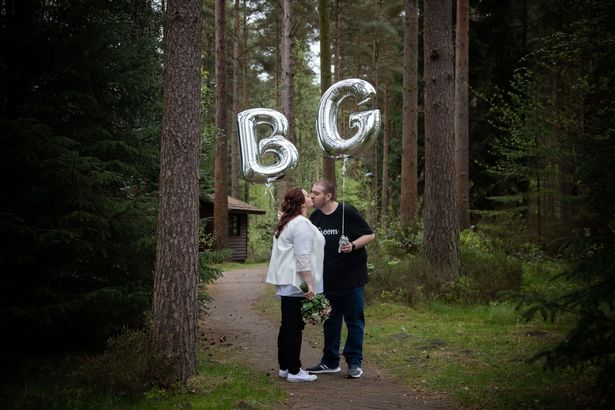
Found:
[1,0,614,407]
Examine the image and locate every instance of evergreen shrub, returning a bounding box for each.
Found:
[367,229,523,305]
[443,230,523,303]
[80,328,170,394]
[449,246,523,303]
[366,255,441,305]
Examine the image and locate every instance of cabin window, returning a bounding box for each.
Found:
[229,214,241,236]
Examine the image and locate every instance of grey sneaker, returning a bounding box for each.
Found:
[347,364,363,379]
[306,363,341,374]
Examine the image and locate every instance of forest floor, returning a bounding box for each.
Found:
[201,266,459,410]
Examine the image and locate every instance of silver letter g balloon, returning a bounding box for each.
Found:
[316,79,381,158]
[236,108,299,184]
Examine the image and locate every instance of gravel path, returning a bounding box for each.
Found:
[202,267,457,409]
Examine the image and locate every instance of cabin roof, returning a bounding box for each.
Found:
[201,195,266,215]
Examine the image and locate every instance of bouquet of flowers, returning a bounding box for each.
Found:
[299,282,332,325]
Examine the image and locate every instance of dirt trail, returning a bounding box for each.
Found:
[202,267,457,409]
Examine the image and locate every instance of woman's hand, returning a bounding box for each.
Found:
[299,270,315,299]
[304,283,315,300]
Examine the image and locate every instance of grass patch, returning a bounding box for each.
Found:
[363,301,599,409]
[1,347,284,410]
[214,261,268,272]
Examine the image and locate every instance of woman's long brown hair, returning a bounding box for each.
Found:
[274,188,305,238]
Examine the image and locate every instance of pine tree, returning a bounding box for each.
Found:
[400,0,418,228]
[152,0,202,384]
[280,0,294,194]
[423,0,460,281]
[213,0,229,250]
[231,0,241,199]
[455,0,470,230]
[320,0,336,183]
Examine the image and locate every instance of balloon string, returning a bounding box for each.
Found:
[341,156,348,237]
[264,182,276,217]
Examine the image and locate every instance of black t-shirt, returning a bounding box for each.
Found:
[309,203,373,292]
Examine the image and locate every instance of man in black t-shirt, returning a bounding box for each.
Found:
[306,180,374,379]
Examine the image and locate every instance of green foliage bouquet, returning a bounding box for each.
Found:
[299,283,332,325]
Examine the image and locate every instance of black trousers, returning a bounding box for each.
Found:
[277,296,305,374]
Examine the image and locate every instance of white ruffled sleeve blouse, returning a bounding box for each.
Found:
[266,215,325,297]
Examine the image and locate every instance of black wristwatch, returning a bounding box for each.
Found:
[351,243,356,251]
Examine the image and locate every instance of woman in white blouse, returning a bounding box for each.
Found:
[266,188,325,383]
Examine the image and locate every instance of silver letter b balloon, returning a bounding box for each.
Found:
[236,108,299,184]
[316,79,381,158]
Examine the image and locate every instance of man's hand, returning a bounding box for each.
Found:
[340,242,353,253]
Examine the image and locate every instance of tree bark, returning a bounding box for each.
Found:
[400,0,418,228]
[242,0,249,111]
[152,0,202,384]
[380,82,389,224]
[213,0,229,250]
[231,0,240,199]
[369,34,380,226]
[334,0,343,82]
[320,0,336,183]
[280,0,294,193]
[455,0,470,230]
[242,0,250,202]
[423,0,460,281]
[4,0,17,119]
[275,16,280,109]
[522,0,528,49]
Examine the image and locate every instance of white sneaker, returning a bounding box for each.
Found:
[278,369,288,378]
[287,368,317,382]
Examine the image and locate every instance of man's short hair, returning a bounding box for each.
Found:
[315,180,336,201]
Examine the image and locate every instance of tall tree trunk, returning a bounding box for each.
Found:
[455,0,470,230]
[152,0,202,384]
[320,0,336,183]
[333,0,345,180]
[400,0,418,228]
[522,0,528,49]
[536,172,542,238]
[3,0,15,119]
[423,0,460,281]
[380,82,389,224]
[543,73,559,237]
[370,1,381,215]
[213,0,229,250]
[280,0,294,194]
[231,0,240,199]
[369,36,380,225]
[560,62,583,223]
[275,17,280,109]
[334,0,342,82]
[242,0,249,111]
[242,0,250,202]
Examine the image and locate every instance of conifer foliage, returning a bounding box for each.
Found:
[0,0,163,352]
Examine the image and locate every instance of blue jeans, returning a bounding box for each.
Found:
[321,286,365,367]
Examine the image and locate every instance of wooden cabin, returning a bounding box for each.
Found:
[200,195,266,262]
